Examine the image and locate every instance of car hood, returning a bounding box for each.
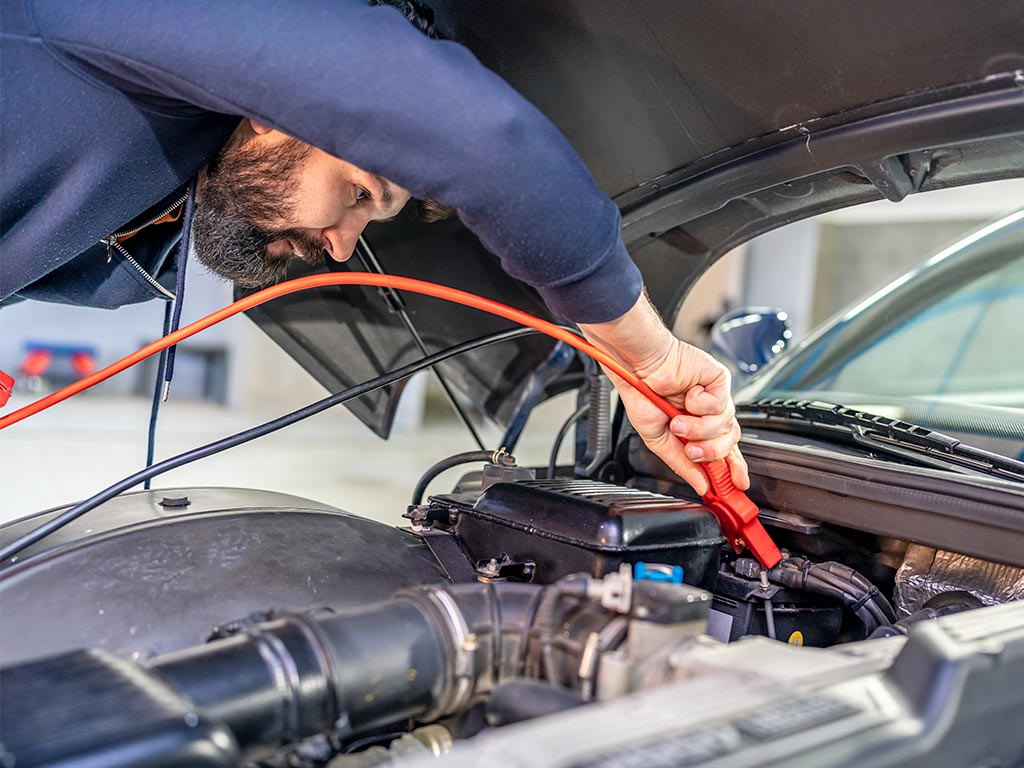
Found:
[244,1,1024,438]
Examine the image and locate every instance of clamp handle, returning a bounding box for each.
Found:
[700,459,781,568]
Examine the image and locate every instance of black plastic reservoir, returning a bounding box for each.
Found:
[436,479,724,589]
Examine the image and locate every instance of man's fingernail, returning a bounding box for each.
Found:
[686,445,704,460]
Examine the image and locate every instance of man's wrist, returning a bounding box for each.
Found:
[577,289,676,377]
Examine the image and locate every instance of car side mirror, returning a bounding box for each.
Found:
[710,307,792,376]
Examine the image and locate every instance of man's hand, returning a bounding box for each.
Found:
[578,292,749,497]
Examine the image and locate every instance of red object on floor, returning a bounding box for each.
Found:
[21,350,53,378]
[70,351,96,377]
[18,343,97,380]
[0,369,14,407]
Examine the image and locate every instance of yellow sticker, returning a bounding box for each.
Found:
[787,630,805,646]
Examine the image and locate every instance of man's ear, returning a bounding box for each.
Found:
[247,118,275,136]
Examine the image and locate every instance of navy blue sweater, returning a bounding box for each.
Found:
[0,0,642,323]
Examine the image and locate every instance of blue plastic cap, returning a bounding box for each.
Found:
[634,562,684,584]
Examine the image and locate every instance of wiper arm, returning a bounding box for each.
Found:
[737,398,1024,482]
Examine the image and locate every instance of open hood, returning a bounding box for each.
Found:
[245,0,1024,438]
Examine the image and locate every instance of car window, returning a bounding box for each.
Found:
[821,251,1024,405]
[731,204,1024,459]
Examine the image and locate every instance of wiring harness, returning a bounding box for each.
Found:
[769,557,897,635]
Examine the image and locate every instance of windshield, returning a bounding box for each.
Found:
[735,209,1024,461]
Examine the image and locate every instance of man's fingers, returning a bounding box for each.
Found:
[682,383,728,416]
[662,442,748,498]
[646,431,710,496]
[682,424,739,463]
[669,406,735,442]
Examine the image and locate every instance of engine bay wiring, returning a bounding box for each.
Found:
[0,327,538,562]
[0,273,781,567]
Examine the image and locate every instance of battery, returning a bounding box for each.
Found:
[707,569,843,647]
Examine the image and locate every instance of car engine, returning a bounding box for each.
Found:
[3,449,1024,768]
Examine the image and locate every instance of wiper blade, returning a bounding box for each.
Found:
[737,398,1024,482]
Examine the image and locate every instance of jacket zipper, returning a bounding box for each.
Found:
[101,192,189,301]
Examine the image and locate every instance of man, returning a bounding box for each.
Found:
[0,0,747,496]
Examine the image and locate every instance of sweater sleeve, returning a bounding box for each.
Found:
[29,0,642,323]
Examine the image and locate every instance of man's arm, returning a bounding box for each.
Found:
[579,293,750,495]
[31,0,641,324]
[31,0,743,491]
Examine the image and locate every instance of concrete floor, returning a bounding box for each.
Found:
[0,388,577,528]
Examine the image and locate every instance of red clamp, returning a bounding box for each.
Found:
[700,460,781,568]
[626,378,782,569]
[0,370,14,408]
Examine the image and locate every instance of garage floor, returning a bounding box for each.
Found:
[0,390,577,529]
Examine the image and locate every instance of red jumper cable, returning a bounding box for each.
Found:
[0,274,781,568]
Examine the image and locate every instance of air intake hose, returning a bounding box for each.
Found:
[1,577,709,767]
[151,583,543,749]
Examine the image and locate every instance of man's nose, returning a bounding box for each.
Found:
[322,211,372,263]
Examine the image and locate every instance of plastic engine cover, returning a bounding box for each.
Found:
[441,479,724,588]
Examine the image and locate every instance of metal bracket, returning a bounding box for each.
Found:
[855,151,932,202]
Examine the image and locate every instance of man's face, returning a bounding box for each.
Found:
[193,121,412,287]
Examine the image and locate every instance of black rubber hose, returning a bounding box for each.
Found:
[411,450,497,506]
[772,559,891,634]
[535,574,590,685]
[803,561,894,628]
[547,403,589,480]
[822,561,898,623]
[809,566,892,628]
[803,572,882,632]
[0,328,538,563]
[154,603,446,746]
[153,583,548,749]
[486,679,585,726]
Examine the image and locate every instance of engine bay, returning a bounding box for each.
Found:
[3,446,1024,768]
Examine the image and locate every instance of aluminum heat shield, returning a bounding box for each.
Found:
[894,544,1024,617]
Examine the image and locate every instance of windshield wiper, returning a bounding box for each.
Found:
[736,398,1024,482]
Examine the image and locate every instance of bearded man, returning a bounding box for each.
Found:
[0,0,747,494]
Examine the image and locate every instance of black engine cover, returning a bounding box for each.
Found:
[0,488,447,666]
[438,479,724,588]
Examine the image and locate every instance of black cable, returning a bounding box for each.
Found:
[803,562,893,628]
[410,449,498,506]
[144,300,173,490]
[162,179,197,397]
[355,236,486,451]
[0,328,539,563]
[547,403,589,480]
[810,565,893,628]
[770,558,893,634]
[536,574,590,685]
[341,731,407,755]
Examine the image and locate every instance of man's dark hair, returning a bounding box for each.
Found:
[369,0,441,38]
[192,133,325,288]
[192,0,456,287]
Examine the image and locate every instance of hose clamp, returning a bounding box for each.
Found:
[407,586,477,721]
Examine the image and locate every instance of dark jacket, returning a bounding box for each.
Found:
[0,0,641,323]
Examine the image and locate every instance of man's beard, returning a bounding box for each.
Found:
[192,133,326,288]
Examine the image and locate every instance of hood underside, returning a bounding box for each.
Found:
[246,0,1024,438]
